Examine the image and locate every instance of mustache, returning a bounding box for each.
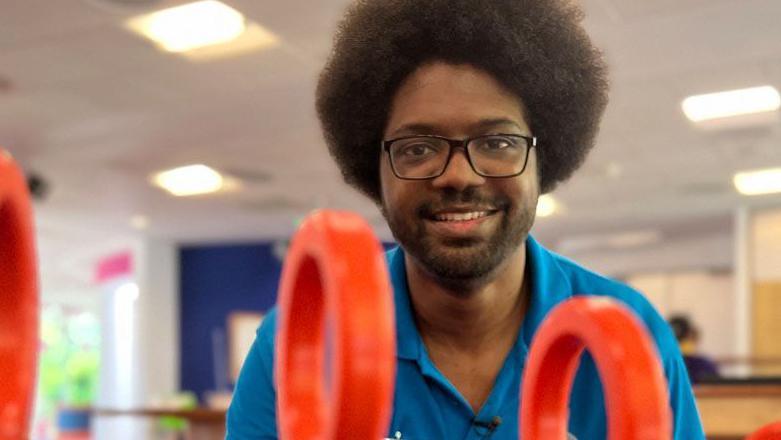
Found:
[417,189,510,217]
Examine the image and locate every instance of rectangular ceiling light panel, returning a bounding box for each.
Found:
[734,167,781,196]
[682,86,780,122]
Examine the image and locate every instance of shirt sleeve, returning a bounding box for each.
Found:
[633,294,706,439]
[665,348,706,440]
[633,294,705,439]
[226,309,279,440]
[591,282,707,439]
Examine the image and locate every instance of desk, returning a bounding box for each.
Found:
[95,408,226,440]
[696,383,781,440]
[96,387,781,440]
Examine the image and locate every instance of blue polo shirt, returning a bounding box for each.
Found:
[226,236,705,439]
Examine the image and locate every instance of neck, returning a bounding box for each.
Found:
[405,243,529,353]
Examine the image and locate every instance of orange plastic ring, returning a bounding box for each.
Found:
[275,210,396,440]
[747,421,781,440]
[0,150,39,438]
[520,297,672,439]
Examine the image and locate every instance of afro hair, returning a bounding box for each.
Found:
[316,0,609,203]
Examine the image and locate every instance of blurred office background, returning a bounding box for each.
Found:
[1,0,780,438]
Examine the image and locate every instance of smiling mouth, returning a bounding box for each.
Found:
[432,210,496,222]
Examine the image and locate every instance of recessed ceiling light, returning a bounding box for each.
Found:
[130,215,149,230]
[152,164,224,197]
[606,162,623,179]
[536,194,558,218]
[126,1,254,53]
[180,22,279,61]
[733,167,781,196]
[682,86,780,122]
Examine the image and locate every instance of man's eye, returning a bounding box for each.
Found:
[400,143,436,156]
[483,138,512,150]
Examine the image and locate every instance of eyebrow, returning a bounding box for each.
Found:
[388,118,526,138]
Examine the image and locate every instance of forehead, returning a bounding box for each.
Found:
[385,62,529,137]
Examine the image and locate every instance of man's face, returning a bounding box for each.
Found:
[380,62,539,283]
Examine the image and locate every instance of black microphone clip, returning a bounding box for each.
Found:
[473,415,502,436]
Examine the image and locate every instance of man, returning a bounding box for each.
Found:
[227,0,705,438]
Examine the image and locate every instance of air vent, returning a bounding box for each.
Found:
[105,0,159,5]
[676,182,730,197]
[221,167,273,184]
[83,0,161,14]
[237,196,308,213]
[0,76,12,93]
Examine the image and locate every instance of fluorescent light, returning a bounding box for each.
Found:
[536,194,557,218]
[734,167,781,196]
[126,1,247,53]
[152,164,224,196]
[682,86,780,122]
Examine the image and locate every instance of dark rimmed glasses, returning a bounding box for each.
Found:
[382,134,537,180]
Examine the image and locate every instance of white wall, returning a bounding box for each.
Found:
[93,238,179,440]
[749,207,781,373]
[555,230,738,357]
[603,205,781,369]
[559,233,733,277]
[627,270,735,357]
[94,276,145,440]
[135,239,180,406]
[753,208,781,281]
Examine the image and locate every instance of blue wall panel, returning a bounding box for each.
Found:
[179,243,282,400]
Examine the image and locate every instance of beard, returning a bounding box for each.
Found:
[382,187,536,285]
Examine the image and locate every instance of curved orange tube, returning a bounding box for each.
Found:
[0,150,39,438]
[520,297,672,439]
[747,421,781,440]
[275,210,396,440]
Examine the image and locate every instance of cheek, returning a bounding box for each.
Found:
[379,160,419,213]
[379,158,407,213]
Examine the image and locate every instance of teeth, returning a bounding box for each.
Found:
[434,211,490,222]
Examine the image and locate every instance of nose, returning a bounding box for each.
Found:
[430,148,486,191]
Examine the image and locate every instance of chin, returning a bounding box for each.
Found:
[414,238,509,282]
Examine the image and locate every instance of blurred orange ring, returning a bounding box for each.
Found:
[747,421,781,440]
[520,297,672,439]
[275,210,396,440]
[0,150,39,438]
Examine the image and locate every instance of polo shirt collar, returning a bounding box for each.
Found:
[520,235,574,348]
[387,247,421,361]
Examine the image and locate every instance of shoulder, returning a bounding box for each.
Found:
[256,307,279,353]
[548,251,678,359]
[258,307,279,336]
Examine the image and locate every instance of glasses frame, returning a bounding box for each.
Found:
[382,133,537,180]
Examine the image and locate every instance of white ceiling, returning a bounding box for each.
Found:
[1,0,780,295]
